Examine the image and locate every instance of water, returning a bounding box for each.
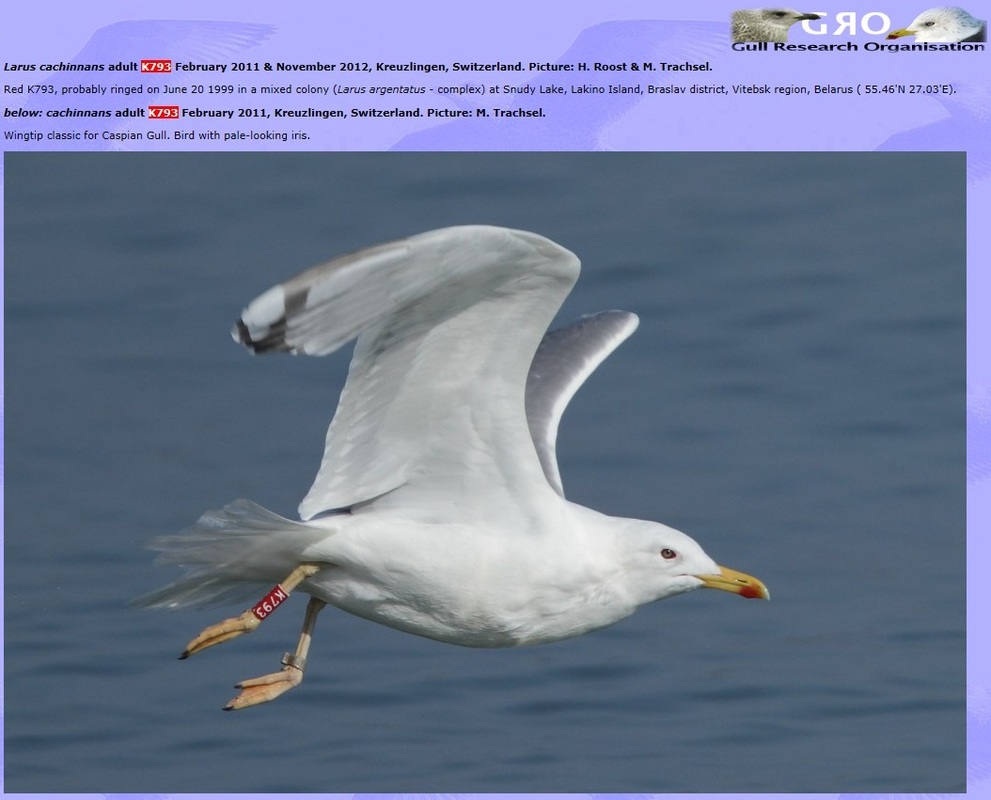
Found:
[3,153,965,792]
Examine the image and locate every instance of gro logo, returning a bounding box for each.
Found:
[801,12,892,35]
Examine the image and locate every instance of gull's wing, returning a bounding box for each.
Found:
[525,311,639,497]
[234,225,579,520]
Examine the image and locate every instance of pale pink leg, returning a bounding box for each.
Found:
[179,562,324,658]
[225,595,327,711]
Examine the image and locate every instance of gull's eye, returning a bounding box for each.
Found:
[660,548,677,560]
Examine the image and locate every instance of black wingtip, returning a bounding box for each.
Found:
[232,316,292,354]
[234,317,251,346]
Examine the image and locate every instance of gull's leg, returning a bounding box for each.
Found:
[224,595,327,711]
[180,562,324,659]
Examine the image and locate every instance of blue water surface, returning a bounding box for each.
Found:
[3,153,965,792]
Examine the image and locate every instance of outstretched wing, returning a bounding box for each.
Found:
[234,225,579,520]
[525,311,639,496]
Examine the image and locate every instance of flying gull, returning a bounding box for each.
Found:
[139,225,769,710]
[887,6,986,42]
[732,8,822,42]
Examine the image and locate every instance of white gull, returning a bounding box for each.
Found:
[139,225,769,710]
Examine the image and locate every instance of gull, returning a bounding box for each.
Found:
[887,6,986,42]
[731,8,822,43]
[139,225,769,710]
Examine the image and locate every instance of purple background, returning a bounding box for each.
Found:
[2,1,987,797]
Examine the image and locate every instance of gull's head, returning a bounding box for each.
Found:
[887,6,985,42]
[759,8,822,27]
[732,8,822,43]
[623,521,770,605]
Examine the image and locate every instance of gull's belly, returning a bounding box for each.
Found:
[313,578,549,647]
[309,571,628,647]
[302,526,634,647]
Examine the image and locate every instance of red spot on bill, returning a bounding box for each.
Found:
[739,584,765,599]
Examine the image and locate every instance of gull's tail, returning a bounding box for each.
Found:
[134,499,332,610]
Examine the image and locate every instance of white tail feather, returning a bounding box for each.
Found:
[134,499,333,610]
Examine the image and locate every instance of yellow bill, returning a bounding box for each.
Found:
[698,565,770,600]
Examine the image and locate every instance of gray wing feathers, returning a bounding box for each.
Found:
[525,310,639,496]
